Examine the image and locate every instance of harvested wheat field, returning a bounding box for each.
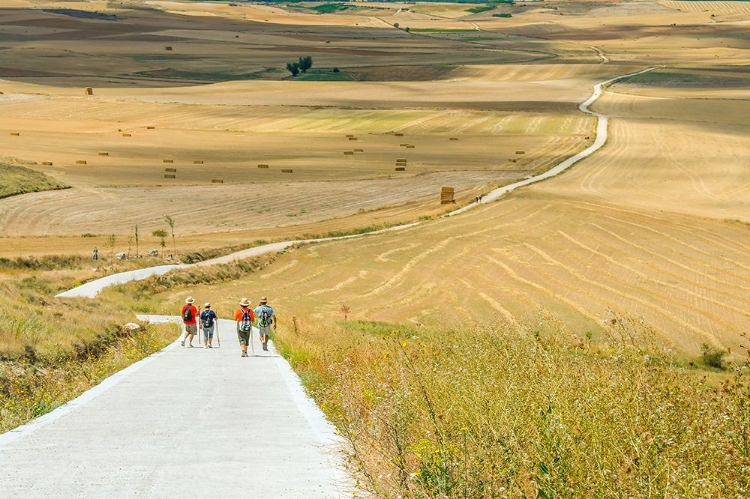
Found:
[2,0,750,359]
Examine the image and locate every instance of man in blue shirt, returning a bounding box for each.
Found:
[199,303,218,348]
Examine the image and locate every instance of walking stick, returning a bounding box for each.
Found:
[249,326,255,356]
[216,319,221,347]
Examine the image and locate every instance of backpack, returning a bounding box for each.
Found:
[182,306,193,322]
[239,309,253,332]
[258,306,272,328]
[202,311,214,328]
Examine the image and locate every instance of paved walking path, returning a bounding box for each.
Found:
[0,317,355,498]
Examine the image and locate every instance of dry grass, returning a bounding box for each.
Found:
[274,314,749,497]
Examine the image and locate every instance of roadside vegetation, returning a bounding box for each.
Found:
[0,163,69,200]
[275,312,749,497]
[0,266,177,433]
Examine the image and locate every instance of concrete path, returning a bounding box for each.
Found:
[0,317,356,498]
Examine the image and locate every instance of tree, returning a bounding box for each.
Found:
[340,304,351,321]
[286,62,300,76]
[153,229,168,248]
[105,234,116,260]
[298,56,313,73]
[164,215,176,254]
[134,223,140,257]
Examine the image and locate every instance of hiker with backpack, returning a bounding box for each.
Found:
[254,296,276,352]
[199,302,218,348]
[180,296,199,347]
[234,297,255,357]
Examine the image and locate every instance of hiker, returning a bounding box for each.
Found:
[92,247,99,261]
[199,302,218,348]
[181,296,199,347]
[254,296,276,352]
[234,297,255,357]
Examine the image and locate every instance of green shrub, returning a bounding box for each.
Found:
[701,342,727,369]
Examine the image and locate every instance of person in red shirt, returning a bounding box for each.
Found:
[234,297,255,357]
[180,296,199,347]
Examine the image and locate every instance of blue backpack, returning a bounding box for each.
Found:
[258,306,273,328]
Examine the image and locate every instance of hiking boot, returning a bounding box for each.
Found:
[189,344,194,348]
[262,343,268,351]
[180,341,184,347]
[207,344,212,348]
[241,351,248,357]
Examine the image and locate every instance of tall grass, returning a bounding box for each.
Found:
[275,313,749,498]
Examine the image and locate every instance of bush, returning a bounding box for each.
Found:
[701,342,727,369]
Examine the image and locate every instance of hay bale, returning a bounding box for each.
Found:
[515,150,525,155]
[75,160,87,165]
[163,159,173,163]
[257,164,269,168]
[348,137,358,141]
[212,179,224,183]
[42,161,53,166]
[10,132,20,136]
[164,167,177,173]
[344,151,354,155]
[98,152,109,156]
[345,134,354,138]
[354,148,363,152]
[395,167,406,171]
[164,174,176,179]
[449,137,458,141]
[406,145,415,149]
[400,143,409,147]
[194,160,204,164]
[395,133,404,137]
[440,186,455,204]
[281,169,293,173]
[165,46,172,51]
[84,87,93,95]
[396,158,407,162]
[122,133,131,137]
[147,126,155,130]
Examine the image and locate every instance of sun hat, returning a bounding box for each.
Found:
[204,303,211,308]
[259,296,268,304]
[239,297,251,307]
[185,296,195,304]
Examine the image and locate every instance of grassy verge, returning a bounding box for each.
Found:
[0,321,176,433]
[275,313,750,497]
[0,267,177,433]
[0,163,69,200]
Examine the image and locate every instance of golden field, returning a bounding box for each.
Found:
[1,0,749,357]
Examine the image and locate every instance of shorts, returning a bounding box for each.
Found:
[258,325,272,339]
[185,323,198,335]
[202,325,214,339]
[237,327,252,346]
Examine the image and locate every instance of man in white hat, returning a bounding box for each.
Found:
[254,296,276,352]
[199,302,218,348]
[234,297,255,357]
[180,296,198,347]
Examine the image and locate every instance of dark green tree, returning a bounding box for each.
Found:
[298,56,313,73]
[286,61,300,76]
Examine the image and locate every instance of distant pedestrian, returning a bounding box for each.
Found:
[200,302,218,348]
[92,247,99,261]
[254,296,276,352]
[234,297,255,357]
[180,296,198,347]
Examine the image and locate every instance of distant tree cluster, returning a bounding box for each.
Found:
[286,56,313,76]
